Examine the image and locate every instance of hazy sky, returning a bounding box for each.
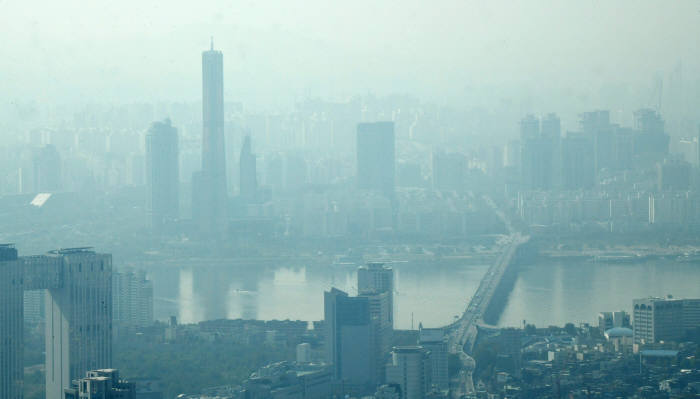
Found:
[2,0,700,109]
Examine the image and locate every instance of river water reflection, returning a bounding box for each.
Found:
[498,258,700,327]
[145,258,490,329]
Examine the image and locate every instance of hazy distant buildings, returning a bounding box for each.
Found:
[324,288,389,394]
[633,109,669,162]
[657,159,691,191]
[32,144,62,192]
[193,40,228,232]
[113,269,154,330]
[357,122,395,198]
[581,110,614,174]
[145,118,179,228]
[432,151,466,192]
[519,114,560,190]
[562,132,595,190]
[0,246,113,399]
[385,346,431,399]
[239,135,258,201]
[633,297,700,344]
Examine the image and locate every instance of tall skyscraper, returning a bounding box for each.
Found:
[239,135,258,201]
[385,346,431,399]
[194,39,227,232]
[32,144,62,192]
[0,245,22,399]
[145,118,179,229]
[519,114,560,190]
[324,288,388,394]
[0,246,113,399]
[357,262,394,327]
[357,122,395,198]
[418,326,448,391]
[113,269,154,330]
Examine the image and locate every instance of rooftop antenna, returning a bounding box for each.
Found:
[210,36,214,51]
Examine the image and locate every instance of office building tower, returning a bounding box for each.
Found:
[239,135,258,200]
[64,369,135,399]
[145,118,179,229]
[194,39,228,232]
[562,132,595,189]
[432,151,466,192]
[0,245,22,399]
[297,342,312,363]
[657,159,691,191]
[324,288,386,394]
[113,270,154,330]
[385,346,431,399]
[0,246,113,399]
[418,326,448,391]
[633,297,700,344]
[32,144,62,192]
[357,122,395,198]
[357,262,394,327]
[580,110,614,174]
[519,114,560,190]
[633,109,669,163]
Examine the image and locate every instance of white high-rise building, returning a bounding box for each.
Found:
[357,262,394,327]
[418,326,448,391]
[385,346,431,399]
[0,246,113,399]
[113,269,154,330]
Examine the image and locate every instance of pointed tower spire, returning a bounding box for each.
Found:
[210,36,214,51]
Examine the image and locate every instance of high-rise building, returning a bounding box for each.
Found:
[63,369,135,399]
[418,326,448,391]
[432,151,466,192]
[519,114,560,190]
[194,39,228,232]
[357,122,395,198]
[580,110,614,174]
[357,262,394,327]
[0,246,113,399]
[633,297,700,344]
[0,245,22,399]
[385,346,431,399]
[32,144,62,192]
[145,118,179,229]
[657,159,691,191]
[113,269,154,330]
[562,132,595,190]
[324,288,387,394]
[633,109,669,164]
[239,135,258,201]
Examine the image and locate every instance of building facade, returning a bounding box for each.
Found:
[0,246,113,399]
[145,118,179,229]
[357,122,395,198]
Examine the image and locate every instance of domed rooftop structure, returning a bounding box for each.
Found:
[604,327,633,339]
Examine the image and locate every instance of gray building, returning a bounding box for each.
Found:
[194,39,228,233]
[113,269,154,330]
[0,245,113,399]
[357,262,394,327]
[357,122,395,198]
[633,297,700,344]
[239,135,258,201]
[385,346,431,399]
[324,288,388,394]
[145,118,179,229]
[418,326,448,391]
